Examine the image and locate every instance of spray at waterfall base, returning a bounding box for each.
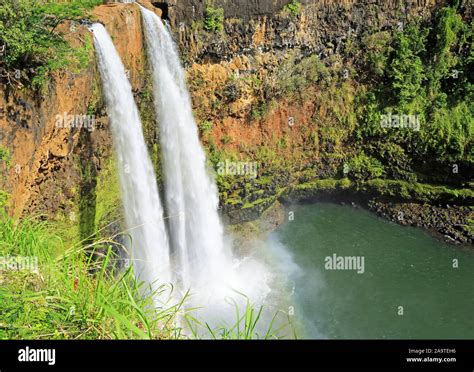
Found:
[140,5,277,330]
[91,7,286,334]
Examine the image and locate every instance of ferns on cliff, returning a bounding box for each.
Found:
[203,6,224,33]
[354,4,473,182]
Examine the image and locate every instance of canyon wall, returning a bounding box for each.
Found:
[0,0,471,243]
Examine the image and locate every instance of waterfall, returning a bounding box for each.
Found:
[90,23,171,302]
[140,8,274,330]
[140,7,239,300]
[91,9,272,332]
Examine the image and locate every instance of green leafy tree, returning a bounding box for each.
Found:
[203,6,224,33]
[0,0,100,86]
[283,0,302,17]
[0,0,46,68]
[387,22,427,107]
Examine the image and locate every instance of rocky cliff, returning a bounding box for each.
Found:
[0,2,154,217]
[0,0,472,244]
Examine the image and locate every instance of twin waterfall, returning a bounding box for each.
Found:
[140,8,233,297]
[91,7,248,314]
[91,24,171,303]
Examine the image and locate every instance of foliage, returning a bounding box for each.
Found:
[221,134,232,144]
[200,120,213,134]
[0,211,176,339]
[203,6,224,33]
[251,101,268,121]
[0,210,287,339]
[362,31,393,76]
[0,146,11,166]
[295,178,352,192]
[0,0,99,87]
[295,178,474,204]
[359,179,474,204]
[185,297,292,339]
[387,21,428,106]
[427,6,465,95]
[272,53,330,100]
[283,0,302,18]
[346,153,385,181]
[355,4,473,183]
[38,0,102,21]
[0,190,8,208]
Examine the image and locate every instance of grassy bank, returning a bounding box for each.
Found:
[0,211,180,339]
[0,208,290,340]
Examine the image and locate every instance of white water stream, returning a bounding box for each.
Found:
[91,23,171,304]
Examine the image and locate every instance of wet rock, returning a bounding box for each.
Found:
[368,200,473,245]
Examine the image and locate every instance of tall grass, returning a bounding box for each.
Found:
[0,210,291,339]
[184,297,294,340]
[0,211,182,339]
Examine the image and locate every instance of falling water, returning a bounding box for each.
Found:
[91,23,171,302]
[139,7,274,328]
[140,7,234,297]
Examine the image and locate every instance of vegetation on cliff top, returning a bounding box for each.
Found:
[0,0,100,88]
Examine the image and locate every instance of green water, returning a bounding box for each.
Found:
[271,203,474,339]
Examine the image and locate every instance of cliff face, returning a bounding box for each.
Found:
[163,0,303,24]
[0,3,152,218]
[0,0,470,241]
[173,0,444,58]
[172,0,454,212]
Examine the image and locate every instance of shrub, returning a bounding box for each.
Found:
[362,31,393,76]
[283,0,301,17]
[0,146,11,165]
[0,0,100,87]
[221,134,232,144]
[273,54,329,99]
[387,22,427,106]
[0,190,8,208]
[200,120,213,134]
[347,153,385,181]
[251,101,268,121]
[203,6,224,33]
